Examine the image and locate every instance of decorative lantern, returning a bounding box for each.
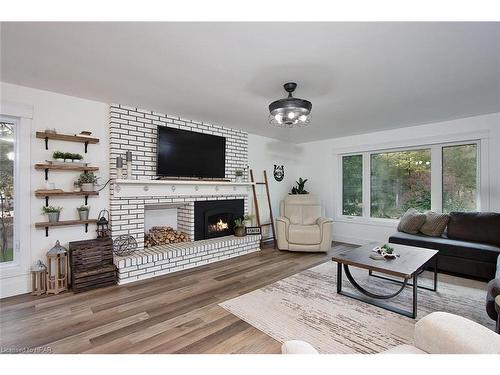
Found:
[96,209,110,239]
[46,240,69,295]
[31,260,47,296]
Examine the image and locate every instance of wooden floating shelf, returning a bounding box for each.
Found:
[35,190,99,198]
[35,219,98,228]
[35,219,98,237]
[35,163,99,172]
[36,131,99,153]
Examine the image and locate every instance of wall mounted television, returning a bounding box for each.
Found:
[156,126,226,179]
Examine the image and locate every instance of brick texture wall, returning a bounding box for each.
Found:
[109,104,248,181]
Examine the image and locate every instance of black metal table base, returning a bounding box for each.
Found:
[336,256,438,319]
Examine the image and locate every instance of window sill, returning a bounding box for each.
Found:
[334,216,399,228]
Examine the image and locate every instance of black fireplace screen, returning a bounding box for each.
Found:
[194,199,244,240]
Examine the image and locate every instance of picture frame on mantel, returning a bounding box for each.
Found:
[245,226,261,235]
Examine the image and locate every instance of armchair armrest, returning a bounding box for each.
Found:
[276,216,290,225]
[316,217,333,226]
[414,312,500,354]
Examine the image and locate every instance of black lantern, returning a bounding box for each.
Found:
[96,209,110,239]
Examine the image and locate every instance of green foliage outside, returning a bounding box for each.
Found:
[0,122,14,263]
[442,144,477,213]
[342,144,478,219]
[342,155,363,216]
[370,149,431,219]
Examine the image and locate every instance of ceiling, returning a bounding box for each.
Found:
[1,22,499,143]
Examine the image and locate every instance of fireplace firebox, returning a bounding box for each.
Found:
[194,199,244,240]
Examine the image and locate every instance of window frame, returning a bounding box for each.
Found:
[337,139,482,225]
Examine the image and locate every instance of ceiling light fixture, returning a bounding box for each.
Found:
[268,82,312,127]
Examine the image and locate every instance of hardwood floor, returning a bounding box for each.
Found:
[0,242,355,354]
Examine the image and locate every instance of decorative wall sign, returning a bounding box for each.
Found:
[273,164,284,182]
[246,226,262,235]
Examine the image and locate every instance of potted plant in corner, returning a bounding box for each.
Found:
[233,214,254,237]
[77,205,90,221]
[78,172,98,192]
[290,177,309,194]
[42,206,63,223]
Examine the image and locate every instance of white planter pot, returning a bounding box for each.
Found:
[55,158,64,162]
[80,183,94,192]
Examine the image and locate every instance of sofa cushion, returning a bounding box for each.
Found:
[388,232,500,264]
[447,212,500,246]
[397,208,426,234]
[288,224,321,245]
[420,211,449,237]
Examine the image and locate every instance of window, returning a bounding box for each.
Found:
[371,149,431,219]
[342,155,363,216]
[0,121,15,263]
[442,144,477,213]
[339,141,480,220]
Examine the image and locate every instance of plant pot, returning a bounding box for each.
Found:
[80,183,94,192]
[47,212,60,223]
[235,176,243,182]
[234,226,246,237]
[78,210,89,221]
[55,158,64,163]
[64,159,71,163]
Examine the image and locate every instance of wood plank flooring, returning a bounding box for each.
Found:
[0,242,355,354]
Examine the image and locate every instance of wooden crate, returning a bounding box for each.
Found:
[69,238,116,293]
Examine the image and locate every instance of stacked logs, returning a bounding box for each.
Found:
[144,226,190,247]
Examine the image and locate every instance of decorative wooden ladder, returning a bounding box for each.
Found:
[250,169,276,248]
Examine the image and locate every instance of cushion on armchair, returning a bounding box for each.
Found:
[288,224,321,245]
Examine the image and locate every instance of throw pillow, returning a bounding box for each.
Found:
[420,211,449,237]
[397,208,426,234]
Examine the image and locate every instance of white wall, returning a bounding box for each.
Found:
[0,82,110,298]
[0,82,293,297]
[298,113,500,245]
[247,134,304,237]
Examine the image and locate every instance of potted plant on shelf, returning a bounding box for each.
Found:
[42,206,63,223]
[233,214,254,237]
[63,152,74,163]
[235,169,244,182]
[290,177,309,194]
[78,172,98,192]
[76,205,90,221]
[72,153,83,163]
[53,151,65,163]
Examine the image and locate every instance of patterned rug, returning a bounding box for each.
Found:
[220,261,494,353]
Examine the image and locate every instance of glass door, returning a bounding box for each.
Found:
[0,121,15,263]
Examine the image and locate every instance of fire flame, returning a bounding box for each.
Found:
[216,219,228,231]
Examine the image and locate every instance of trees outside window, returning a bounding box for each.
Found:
[442,144,477,213]
[340,141,479,220]
[342,155,362,216]
[0,122,15,263]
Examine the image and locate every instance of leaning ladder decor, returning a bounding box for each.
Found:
[250,169,276,248]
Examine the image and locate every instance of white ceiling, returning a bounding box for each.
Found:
[1,22,499,143]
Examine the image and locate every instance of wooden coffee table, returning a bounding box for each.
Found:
[332,243,438,319]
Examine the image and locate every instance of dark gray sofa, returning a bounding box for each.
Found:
[389,212,500,281]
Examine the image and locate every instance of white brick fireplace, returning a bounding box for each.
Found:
[109,105,261,284]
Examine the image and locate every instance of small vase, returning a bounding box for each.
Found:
[235,176,243,182]
[78,210,89,221]
[80,183,94,192]
[234,226,246,237]
[47,212,60,223]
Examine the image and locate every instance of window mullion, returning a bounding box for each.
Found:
[431,145,442,213]
[362,153,370,218]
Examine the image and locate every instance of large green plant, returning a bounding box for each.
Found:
[291,177,309,194]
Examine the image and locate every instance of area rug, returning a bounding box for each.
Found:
[219,261,494,354]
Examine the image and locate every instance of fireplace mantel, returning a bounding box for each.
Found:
[113,179,254,198]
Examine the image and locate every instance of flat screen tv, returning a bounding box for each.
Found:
[156,126,226,178]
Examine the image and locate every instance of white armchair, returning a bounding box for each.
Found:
[275,195,333,252]
[281,312,500,354]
